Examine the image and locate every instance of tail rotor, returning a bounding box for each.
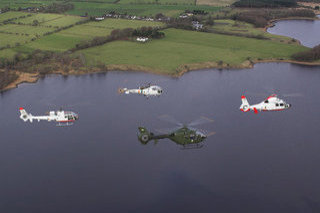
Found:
[19,108,33,123]
[240,95,250,112]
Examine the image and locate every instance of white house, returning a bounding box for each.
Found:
[137,37,149,42]
[95,17,105,21]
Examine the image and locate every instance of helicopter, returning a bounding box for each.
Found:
[19,107,79,126]
[137,115,215,149]
[240,94,291,114]
[118,83,163,97]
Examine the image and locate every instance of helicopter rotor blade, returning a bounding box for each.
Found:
[206,131,216,137]
[188,116,214,127]
[246,90,302,99]
[196,128,216,137]
[280,93,303,98]
[158,114,183,127]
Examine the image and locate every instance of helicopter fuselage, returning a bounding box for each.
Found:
[138,126,206,147]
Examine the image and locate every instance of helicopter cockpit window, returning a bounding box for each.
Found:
[264,100,269,103]
[276,103,279,107]
[280,103,284,106]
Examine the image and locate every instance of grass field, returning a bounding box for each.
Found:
[118,0,195,5]
[86,18,164,29]
[67,2,220,16]
[0,24,54,36]
[196,0,236,6]
[0,0,221,17]
[14,13,86,27]
[78,28,308,74]
[21,18,165,52]
[0,33,30,47]
[0,16,166,57]
[0,11,31,23]
[211,20,294,43]
[0,11,89,53]
[0,1,44,9]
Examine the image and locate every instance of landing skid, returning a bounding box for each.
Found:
[56,122,74,127]
[181,143,204,150]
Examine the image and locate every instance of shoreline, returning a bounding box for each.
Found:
[2,15,320,92]
[264,16,320,34]
[3,58,320,92]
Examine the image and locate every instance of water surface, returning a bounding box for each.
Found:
[267,15,320,48]
[1,63,320,213]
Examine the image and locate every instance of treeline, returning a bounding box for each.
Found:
[133,27,165,38]
[72,27,165,51]
[39,2,74,13]
[0,49,87,75]
[292,45,320,61]
[167,18,194,30]
[232,9,315,27]
[233,0,297,8]
[0,71,18,90]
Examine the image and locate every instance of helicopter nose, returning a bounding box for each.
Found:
[200,133,207,139]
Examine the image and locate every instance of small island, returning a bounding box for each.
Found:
[0,0,320,91]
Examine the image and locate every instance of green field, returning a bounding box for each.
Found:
[0,11,31,22]
[196,0,236,6]
[14,13,86,27]
[118,0,195,5]
[78,28,308,74]
[211,20,294,43]
[0,0,221,17]
[0,1,45,9]
[0,33,30,47]
[0,15,166,57]
[67,2,220,16]
[86,18,164,29]
[21,18,165,52]
[0,24,54,35]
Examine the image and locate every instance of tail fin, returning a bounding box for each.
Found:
[240,96,250,112]
[19,108,33,122]
[138,127,152,144]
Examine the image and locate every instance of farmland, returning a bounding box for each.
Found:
[66,2,220,16]
[78,28,308,75]
[21,18,164,52]
[211,20,295,43]
[0,11,165,55]
[0,0,222,17]
[0,11,87,51]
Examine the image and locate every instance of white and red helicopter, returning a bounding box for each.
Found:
[19,107,79,126]
[240,94,291,114]
[118,84,163,97]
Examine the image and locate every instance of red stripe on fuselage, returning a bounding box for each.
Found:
[57,120,75,123]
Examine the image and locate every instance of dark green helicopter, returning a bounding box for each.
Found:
[138,115,215,149]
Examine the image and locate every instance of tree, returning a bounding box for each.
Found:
[32,20,39,26]
[206,16,214,26]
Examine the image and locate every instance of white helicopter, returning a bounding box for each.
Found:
[118,83,163,97]
[19,107,79,126]
[240,94,291,114]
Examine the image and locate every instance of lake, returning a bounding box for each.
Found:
[0,19,320,213]
[267,15,320,48]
